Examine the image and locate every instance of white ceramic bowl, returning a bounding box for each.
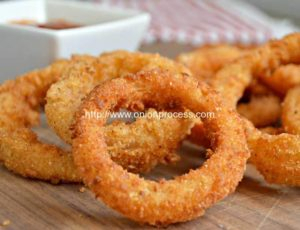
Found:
[0,0,150,81]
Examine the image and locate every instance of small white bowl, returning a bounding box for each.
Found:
[0,0,150,81]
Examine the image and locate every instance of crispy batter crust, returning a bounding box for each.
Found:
[0,60,81,183]
[177,45,280,133]
[176,44,247,82]
[282,86,300,134]
[244,120,300,186]
[46,50,191,144]
[236,79,282,127]
[46,51,194,172]
[0,52,194,182]
[102,110,195,173]
[260,64,300,96]
[211,34,300,108]
[237,94,281,127]
[210,33,300,186]
[72,70,249,225]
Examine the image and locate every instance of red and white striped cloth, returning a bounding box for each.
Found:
[91,0,298,45]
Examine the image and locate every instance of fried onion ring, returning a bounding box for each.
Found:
[0,56,193,182]
[211,34,300,109]
[72,69,249,226]
[0,60,81,183]
[176,44,247,82]
[177,45,281,128]
[236,78,281,127]
[208,33,300,186]
[282,86,300,134]
[237,94,281,127]
[46,50,191,144]
[245,120,300,186]
[45,51,194,172]
[177,44,282,139]
[260,64,300,96]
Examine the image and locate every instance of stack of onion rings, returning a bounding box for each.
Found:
[0,52,196,183]
[178,44,283,146]
[182,34,300,186]
[206,33,300,186]
[1,33,300,227]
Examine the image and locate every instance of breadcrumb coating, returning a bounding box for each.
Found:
[72,70,249,225]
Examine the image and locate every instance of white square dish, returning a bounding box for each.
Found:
[0,0,150,81]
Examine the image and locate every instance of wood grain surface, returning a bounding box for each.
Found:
[0,44,299,230]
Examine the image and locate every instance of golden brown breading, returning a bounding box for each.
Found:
[237,94,281,127]
[176,44,249,82]
[259,126,284,135]
[245,120,300,187]
[177,45,282,129]
[282,86,300,134]
[0,52,195,182]
[45,51,195,172]
[260,64,300,96]
[211,34,300,108]
[0,60,80,183]
[46,50,191,144]
[72,69,249,226]
[209,33,300,186]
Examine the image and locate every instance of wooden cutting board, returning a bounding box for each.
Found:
[0,43,299,230]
